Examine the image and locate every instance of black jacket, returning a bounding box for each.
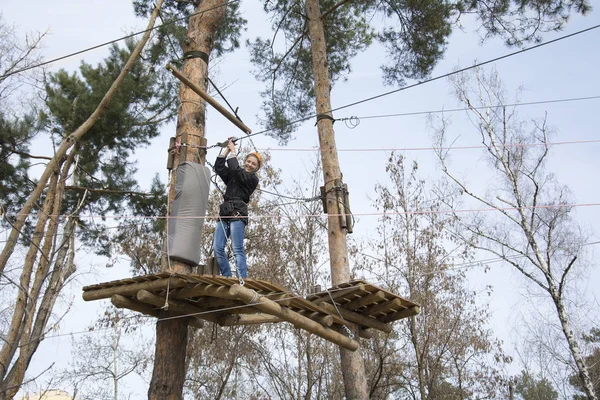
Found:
[215,156,259,224]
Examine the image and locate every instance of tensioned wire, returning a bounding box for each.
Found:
[2,5,598,143]
[0,0,242,79]
[4,6,599,342]
[203,24,600,147]
[6,202,600,222]
[20,240,600,343]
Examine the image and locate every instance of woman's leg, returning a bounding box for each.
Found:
[213,220,231,277]
[229,220,247,278]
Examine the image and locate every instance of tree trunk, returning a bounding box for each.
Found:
[549,281,597,400]
[149,1,227,398]
[0,169,59,397]
[148,315,190,400]
[2,151,76,399]
[0,0,164,277]
[304,0,368,398]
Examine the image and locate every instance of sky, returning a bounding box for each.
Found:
[2,0,600,397]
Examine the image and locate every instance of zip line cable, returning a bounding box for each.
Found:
[330,23,600,114]
[209,23,600,147]
[5,202,600,222]
[255,188,321,202]
[255,138,600,153]
[351,94,600,121]
[0,0,241,80]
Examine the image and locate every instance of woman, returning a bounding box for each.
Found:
[213,139,262,278]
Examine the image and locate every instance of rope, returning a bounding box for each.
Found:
[161,274,172,310]
[249,290,260,304]
[5,201,600,222]
[321,278,355,340]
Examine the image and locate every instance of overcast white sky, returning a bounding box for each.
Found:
[2,0,600,397]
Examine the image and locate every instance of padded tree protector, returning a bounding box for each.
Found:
[167,162,211,265]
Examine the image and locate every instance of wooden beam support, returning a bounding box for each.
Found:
[297,310,333,327]
[192,297,240,308]
[83,277,188,301]
[228,284,359,351]
[166,64,252,135]
[362,298,404,318]
[111,294,160,318]
[219,314,282,326]
[311,284,366,305]
[111,294,204,328]
[221,305,262,314]
[319,302,392,333]
[379,305,420,323]
[265,294,292,307]
[358,329,374,339]
[172,283,234,300]
[343,290,386,311]
[136,289,220,324]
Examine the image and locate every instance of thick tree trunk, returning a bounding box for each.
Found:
[148,315,190,400]
[304,0,368,398]
[149,1,227,398]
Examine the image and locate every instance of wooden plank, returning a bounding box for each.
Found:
[297,311,333,327]
[172,283,233,300]
[110,294,204,329]
[83,277,188,301]
[191,297,240,309]
[343,290,387,311]
[288,298,345,326]
[358,329,374,339]
[219,314,282,326]
[265,294,291,307]
[83,274,165,291]
[111,294,160,318]
[319,302,392,333]
[379,305,420,323]
[136,289,220,324]
[229,284,359,351]
[362,298,404,318]
[310,284,366,305]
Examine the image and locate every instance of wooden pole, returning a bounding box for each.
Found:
[82,277,188,301]
[343,290,387,310]
[379,305,420,323]
[150,2,228,399]
[137,290,220,324]
[219,314,281,326]
[166,63,252,135]
[305,0,368,397]
[311,285,366,305]
[228,284,359,351]
[318,303,393,333]
[111,295,205,329]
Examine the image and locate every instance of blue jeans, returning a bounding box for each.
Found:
[213,220,247,278]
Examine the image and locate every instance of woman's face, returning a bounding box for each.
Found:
[245,155,259,172]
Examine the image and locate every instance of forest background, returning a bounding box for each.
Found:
[1,0,600,398]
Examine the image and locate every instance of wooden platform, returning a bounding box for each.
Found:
[82,274,419,351]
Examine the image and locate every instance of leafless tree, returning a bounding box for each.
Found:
[356,152,509,399]
[433,67,597,400]
[56,310,152,400]
[0,4,164,398]
[0,14,46,114]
